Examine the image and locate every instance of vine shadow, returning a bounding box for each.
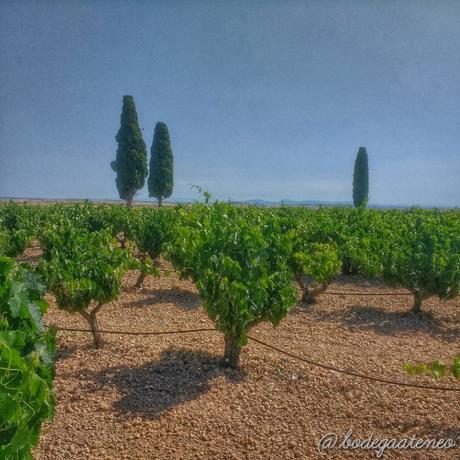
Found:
[380,418,460,444]
[311,305,460,343]
[55,343,79,361]
[126,287,202,310]
[415,420,460,442]
[80,347,245,419]
[332,273,388,290]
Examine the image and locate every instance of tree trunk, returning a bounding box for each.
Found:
[126,191,134,208]
[158,197,163,207]
[411,292,423,314]
[302,288,316,304]
[81,303,104,348]
[341,256,359,275]
[135,271,146,288]
[223,334,241,368]
[88,313,103,348]
[297,277,327,304]
[117,234,126,249]
[295,277,308,303]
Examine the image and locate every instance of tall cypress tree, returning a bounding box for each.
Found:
[148,122,174,206]
[111,96,148,207]
[352,146,369,207]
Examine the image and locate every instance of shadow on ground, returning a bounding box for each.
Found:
[377,418,460,444]
[331,273,390,289]
[55,343,78,361]
[310,305,460,343]
[415,420,460,443]
[126,287,202,310]
[80,347,245,419]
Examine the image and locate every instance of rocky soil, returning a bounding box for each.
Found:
[25,244,459,459]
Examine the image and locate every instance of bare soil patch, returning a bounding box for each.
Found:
[25,246,459,459]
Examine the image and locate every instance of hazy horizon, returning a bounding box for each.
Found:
[1,1,459,207]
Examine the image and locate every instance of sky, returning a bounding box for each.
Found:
[0,0,459,207]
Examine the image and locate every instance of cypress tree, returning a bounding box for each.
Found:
[111,96,148,207]
[148,122,174,206]
[352,146,369,207]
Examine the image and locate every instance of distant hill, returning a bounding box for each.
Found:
[229,198,384,208]
[0,196,456,209]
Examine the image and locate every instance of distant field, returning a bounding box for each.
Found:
[1,197,457,210]
[0,197,172,207]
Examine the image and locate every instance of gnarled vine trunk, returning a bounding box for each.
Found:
[81,302,104,348]
[411,292,423,314]
[342,256,358,275]
[223,334,241,368]
[301,289,316,304]
[135,255,158,288]
[135,271,146,289]
[296,277,327,304]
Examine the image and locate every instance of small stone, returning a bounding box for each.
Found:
[99,401,111,411]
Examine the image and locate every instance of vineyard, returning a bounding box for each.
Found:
[1,201,459,458]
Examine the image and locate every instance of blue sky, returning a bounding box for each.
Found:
[0,0,459,206]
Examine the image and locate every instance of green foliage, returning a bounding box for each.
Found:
[352,146,369,208]
[129,208,175,261]
[169,203,297,366]
[3,202,460,325]
[0,230,30,258]
[293,242,341,285]
[405,354,460,379]
[382,211,460,312]
[111,96,148,206]
[128,208,176,285]
[148,122,174,206]
[339,207,388,277]
[0,257,56,459]
[290,217,341,303]
[190,184,212,204]
[0,202,39,257]
[40,226,133,313]
[39,224,134,347]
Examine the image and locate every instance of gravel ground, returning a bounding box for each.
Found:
[21,243,459,460]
